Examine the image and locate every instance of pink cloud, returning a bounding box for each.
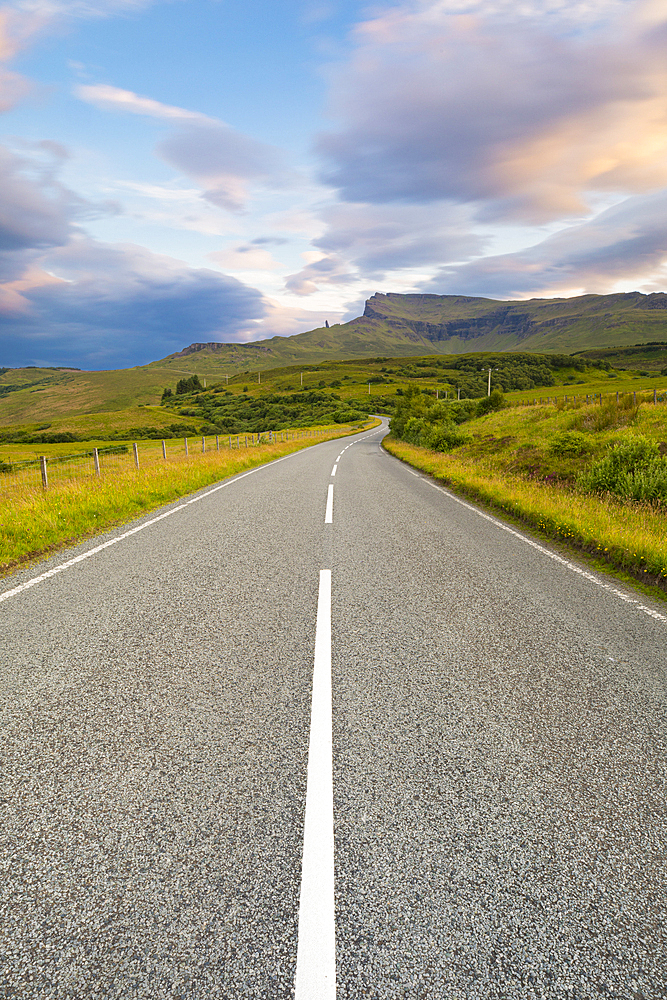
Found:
[318,0,667,223]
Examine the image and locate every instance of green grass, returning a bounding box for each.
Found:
[0,420,378,576]
[383,398,667,596]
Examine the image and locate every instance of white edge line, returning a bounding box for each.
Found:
[325,484,334,524]
[294,568,335,1000]
[394,458,667,624]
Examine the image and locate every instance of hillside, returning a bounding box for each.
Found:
[150,289,667,375]
[574,342,667,371]
[3,289,667,427]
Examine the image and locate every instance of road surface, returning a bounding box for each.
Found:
[1,420,665,998]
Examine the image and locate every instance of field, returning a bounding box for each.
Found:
[383,394,667,597]
[3,337,667,435]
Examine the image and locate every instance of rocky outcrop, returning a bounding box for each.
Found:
[363,302,538,343]
[167,342,273,358]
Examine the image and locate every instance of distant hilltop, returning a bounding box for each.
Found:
[155,289,667,373]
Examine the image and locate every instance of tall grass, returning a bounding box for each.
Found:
[383,437,667,591]
[0,424,375,575]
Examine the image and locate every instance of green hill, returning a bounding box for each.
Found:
[149,289,667,375]
[574,342,667,371]
[3,289,667,430]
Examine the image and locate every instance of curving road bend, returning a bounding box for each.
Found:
[1,419,665,999]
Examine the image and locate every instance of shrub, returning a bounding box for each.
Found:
[425,422,469,451]
[549,431,591,457]
[476,389,507,416]
[577,436,667,503]
[400,416,467,452]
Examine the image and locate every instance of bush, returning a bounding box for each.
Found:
[400,415,468,452]
[549,431,591,457]
[476,389,507,416]
[577,437,667,503]
[424,422,469,451]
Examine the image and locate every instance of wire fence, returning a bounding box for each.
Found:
[518,387,667,407]
[0,427,331,499]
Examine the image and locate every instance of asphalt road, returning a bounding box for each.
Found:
[1,420,665,999]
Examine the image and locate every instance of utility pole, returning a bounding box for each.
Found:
[258,371,261,384]
[301,372,303,386]
[488,368,492,396]
[368,383,371,394]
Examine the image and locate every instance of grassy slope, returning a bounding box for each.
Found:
[383,397,667,596]
[575,343,667,370]
[3,349,667,440]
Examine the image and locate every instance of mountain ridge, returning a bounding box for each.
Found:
[156,290,667,372]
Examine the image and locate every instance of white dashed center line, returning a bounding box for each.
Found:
[331,464,338,476]
[325,484,334,523]
[294,569,335,1000]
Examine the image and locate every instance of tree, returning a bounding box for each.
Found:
[176,375,203,394]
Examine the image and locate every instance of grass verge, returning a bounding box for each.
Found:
[383,435,667,600]
[1,422,377,577]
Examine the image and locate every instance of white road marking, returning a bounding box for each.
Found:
[295,569,335,1000]
[403,466,667,624]
[325,484,334,523]
[331,465,338,476]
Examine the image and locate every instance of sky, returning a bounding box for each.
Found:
[2,0,667,369]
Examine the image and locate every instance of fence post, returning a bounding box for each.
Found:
[162,439,167,459]
[40,455,48,489]
[244,435,247,447]
[216,435,219,451]
[202,436,205,453]
[93,447,100,477]
[133,442,139,469]
[184,437,188,456]
[616,391,619,403]
[229,436,232,448]
[654,388,657,404]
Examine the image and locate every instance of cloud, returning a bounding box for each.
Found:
[76,83,286,212]
[252,298,344,339]
[208,244,281,271]
[0,140,105,284]
[283,200,482,293]
[75,83,215,123]
[421,188,667,297]
[0,134,269,368]
[315,201,481,272]
[9,0,158,18]
[318,0,667,223]
[0,239,269,368]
